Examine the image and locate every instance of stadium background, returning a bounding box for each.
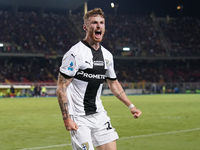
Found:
[0,0,200,96]
[0,1,200,150]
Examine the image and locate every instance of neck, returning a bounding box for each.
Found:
[83,37,100,50]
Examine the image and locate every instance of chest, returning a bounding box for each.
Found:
[74,49,107,82]
[80,48,108,71]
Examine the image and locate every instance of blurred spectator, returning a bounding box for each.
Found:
[10,84,15,97]
[162,85,166,94]
[6,88,10,97]
[30,84,35,96]
[41,86,47,96]
[34,85,41,97]
[0,91,3,97]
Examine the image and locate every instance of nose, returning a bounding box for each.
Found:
[97,22,101,27]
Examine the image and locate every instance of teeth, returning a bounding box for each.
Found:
[95,31,101,34]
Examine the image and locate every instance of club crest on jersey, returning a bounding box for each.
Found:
[105,59,109,67]
[68,62,74,71]
[81,142,89,150]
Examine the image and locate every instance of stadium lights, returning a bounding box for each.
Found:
[0,43,3,47]
[111,3,115,8]
[177,5,184,16]
[123,47,130,51]
[177,5,184,10]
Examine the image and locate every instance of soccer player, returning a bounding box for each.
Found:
[56,8,142,150]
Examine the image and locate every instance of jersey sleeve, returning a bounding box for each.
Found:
[105,55,117,80]
[60,50,79,77]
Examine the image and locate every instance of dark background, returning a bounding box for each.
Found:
[80,0,200,17]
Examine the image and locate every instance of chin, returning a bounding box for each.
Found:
[94,39,102,42]
[93,37,103,43]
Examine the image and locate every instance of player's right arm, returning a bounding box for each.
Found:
[56,73,78,131]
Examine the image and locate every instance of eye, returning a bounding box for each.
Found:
[92,21,98,24]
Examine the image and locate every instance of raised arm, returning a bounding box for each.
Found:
[106,79,142,118]
[56,73,78,131]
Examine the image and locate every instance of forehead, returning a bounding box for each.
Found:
[87,15,105,22]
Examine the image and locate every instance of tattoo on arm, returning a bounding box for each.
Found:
[57,73,72,120]
[59,73,68,84]
[116,91,125,97]
[58,94,69,120]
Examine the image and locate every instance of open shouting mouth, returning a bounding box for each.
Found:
[95,30,102,39]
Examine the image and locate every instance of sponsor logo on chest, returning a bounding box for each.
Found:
[76,71,105,79]
[93,61,104,66]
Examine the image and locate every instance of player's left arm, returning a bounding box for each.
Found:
[106,79,142,118]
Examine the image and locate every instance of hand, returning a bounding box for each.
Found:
[63,118,79,131]
[130,107,142,118]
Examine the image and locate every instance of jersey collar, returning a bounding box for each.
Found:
[81,40,101,51]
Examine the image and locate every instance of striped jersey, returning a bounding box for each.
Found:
[60,41,117,116]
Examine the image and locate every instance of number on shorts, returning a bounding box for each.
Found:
[105,121,112,130]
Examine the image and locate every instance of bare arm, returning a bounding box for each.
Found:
[56,73,78,130]
[106,79,142,118]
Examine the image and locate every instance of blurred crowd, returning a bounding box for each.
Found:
[0,10,78,55]
[0,10,199,57]
[115,59,200,83]
[0,58,200,83]
[0,9,200,84]
[0,58,58,83]
[159,17,200,57]
[70,13,166,57]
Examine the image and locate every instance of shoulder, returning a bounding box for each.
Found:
[101,45,113,58]
[69,41,84,53]
[63,41,89,57]
[71,41,86,49]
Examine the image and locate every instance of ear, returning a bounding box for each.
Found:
[83,24,87,31]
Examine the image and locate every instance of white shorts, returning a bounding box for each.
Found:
[70,111,119,150]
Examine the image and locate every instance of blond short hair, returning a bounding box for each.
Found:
[83,8,105,24]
